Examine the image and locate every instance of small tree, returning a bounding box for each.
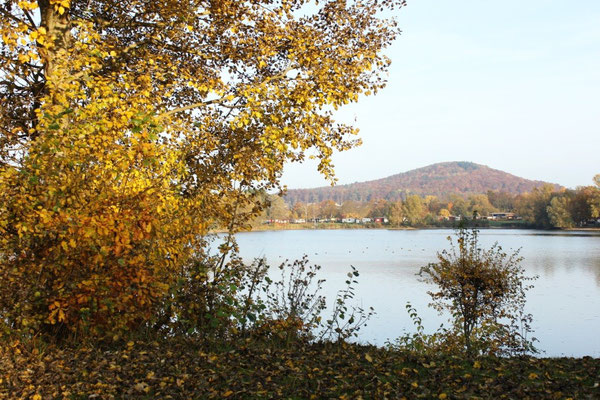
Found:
[591,174,600,219]
[419,227,536,356]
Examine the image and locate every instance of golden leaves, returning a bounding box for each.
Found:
[18,1,39,11]
[49,0,70,15]
[4,335,600,399]
[0,0,403,338]
[48,301,66,324]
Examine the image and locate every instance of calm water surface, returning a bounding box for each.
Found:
[235,229,600,357]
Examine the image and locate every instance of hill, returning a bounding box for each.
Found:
[284,161,560,204]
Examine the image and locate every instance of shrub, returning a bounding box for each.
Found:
[251,258,374,345]
[152,241,373,346]
[152,234,270,340]
[418,227,537,356]
[257,256,326,344]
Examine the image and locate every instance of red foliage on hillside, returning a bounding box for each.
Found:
[285,162,561,204]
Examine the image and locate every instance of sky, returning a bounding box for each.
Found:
[281,0,600,190]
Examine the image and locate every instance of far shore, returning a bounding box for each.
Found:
[221,223,600,233]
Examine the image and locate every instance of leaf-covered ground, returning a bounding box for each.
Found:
[1,338,598,399]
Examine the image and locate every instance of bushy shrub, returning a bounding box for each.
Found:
[418,227,537,356]
[150,237,372,346]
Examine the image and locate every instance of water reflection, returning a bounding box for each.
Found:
[526,232,600,238]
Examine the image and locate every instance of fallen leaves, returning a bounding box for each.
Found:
[1,338,599,399]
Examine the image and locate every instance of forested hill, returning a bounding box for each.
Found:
[285,162,560,204]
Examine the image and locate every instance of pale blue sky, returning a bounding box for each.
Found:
[281,0,600,190]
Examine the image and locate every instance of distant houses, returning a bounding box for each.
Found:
[437,213,522,222]
[489,212,518,220]
[263,217,389,225]
[263,219,289,224]
[438,215,462,221]
[264,213,525,226]
[265,211,523,226]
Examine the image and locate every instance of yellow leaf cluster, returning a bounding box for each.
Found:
[0,0,402,337]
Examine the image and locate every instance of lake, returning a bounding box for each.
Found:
[234,228,600,357]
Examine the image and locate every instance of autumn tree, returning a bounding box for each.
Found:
[419,228,536,356]
[447,194,469,217]
[568,187,593,225]
[547,195,574,228]
[0,0,403,337]
[291,202,308,219]
[438,208,451,219]
[515,184,555,228]
[317,199,340,220]
[402,195,426,226]
[266,195,291,221]
[467,194,497,217]
[591,174,600,219]
[340,200,363,219]
[487,190,516,211]
[423,195,443,216]
[367,198,391,218]
[388,200,404,226]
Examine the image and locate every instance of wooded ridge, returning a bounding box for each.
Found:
[285,161,561,204]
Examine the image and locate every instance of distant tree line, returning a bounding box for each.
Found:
[259,175,600,229]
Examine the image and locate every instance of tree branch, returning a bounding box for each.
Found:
[159,65,293,118]
[158,97,227,118]
[0,8,34,29]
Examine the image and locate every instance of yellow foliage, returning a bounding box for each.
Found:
[0,0,402,337]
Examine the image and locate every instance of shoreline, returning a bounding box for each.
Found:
[236,224,600,233]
